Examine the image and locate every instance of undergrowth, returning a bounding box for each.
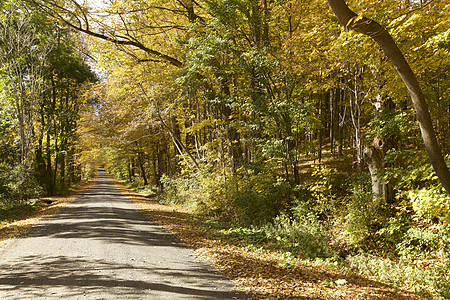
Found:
[129,159,450,299]
[0,201,39,224]
[220,213,333,259]
[348,253,450,299]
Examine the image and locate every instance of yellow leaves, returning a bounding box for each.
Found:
[346,15,365,29]
[409,188,450,224]
[387,14,407,30]
[183,118,218,134]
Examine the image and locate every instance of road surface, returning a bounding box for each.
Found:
[0,170,248,299]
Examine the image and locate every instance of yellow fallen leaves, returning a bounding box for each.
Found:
[118,181,424,300]
[0,178,97,250]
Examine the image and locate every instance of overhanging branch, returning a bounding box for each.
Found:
[26,0,183,68]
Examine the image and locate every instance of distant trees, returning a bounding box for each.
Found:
[0,15,50,163]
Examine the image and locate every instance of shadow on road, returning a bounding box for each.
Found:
[25,172,184,247]
[0,255,244,299]
[0,170,249,299]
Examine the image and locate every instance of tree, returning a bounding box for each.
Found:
[327,0,450,195]
[0,1,97,200]
[26,0,191,67]
[0,15,51,162]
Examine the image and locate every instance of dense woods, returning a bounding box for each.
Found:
[1,0,449,297]
[0,0,97,202]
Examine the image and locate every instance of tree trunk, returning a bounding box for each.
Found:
[60,150,66,189]
[138,152,148,186]
[363,144,384,202]
[68,148,75,185]
[330,88,335,155]
[220,79,242,173]
[327,0,450,195]
[318,95,323,163]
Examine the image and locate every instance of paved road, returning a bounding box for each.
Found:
[0,170,247,299]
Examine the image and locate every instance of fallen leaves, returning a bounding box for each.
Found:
[114,180,424,300]
[0,178,97,250]
[0,174,426,299]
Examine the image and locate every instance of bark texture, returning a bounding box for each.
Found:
[328,0,450,195]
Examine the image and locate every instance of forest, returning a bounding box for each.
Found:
[0,0,449,297]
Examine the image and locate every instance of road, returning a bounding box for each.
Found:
[0,170,248,299]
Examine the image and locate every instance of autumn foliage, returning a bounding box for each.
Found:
[1,0,450,297]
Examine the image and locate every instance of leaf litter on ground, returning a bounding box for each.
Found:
[0,174,427,299]
[0,177,97,250]
[113,180,425,300]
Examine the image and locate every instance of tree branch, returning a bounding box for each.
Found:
[328,0,450,195]
[26,0,183,68]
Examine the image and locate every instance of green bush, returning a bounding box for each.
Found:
[0,201,39,222]
[342,185,414,255]
[222,226,268,244]
[375,214,411,255]
[342,186,375,248]
[264,212,333,259]
[231,171,288,226]
[306,166,351,216]
[7,162,43,202]
[158,167,289,226]
[408,187,450,225]
[348,253,450,299]
[232,188,284,226]
[219,207,332,259]
[0,163,11,204]
[128,177,144,190]
[159,174,179,204]
[397,225,450,259]
[158,168,235,221]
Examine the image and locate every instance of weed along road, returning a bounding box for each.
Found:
[0,170,247,299]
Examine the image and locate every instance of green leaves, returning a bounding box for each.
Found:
[409,187,450,225]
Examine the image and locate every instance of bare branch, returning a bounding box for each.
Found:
[26,0,184,68]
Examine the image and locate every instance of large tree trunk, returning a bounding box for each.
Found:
[363,144,384,202]
[327,0,450,195]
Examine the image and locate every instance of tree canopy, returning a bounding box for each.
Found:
[1,0,450,296]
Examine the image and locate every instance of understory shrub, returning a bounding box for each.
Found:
[264,213,333,259]
[159,174,179,204]
[128,176,145,190]
[0,201,39,222]
[348,253,450,299]
[159,169,236,221]
[159,166,289,226]
[397,225,450,259]
[0,162,43,217]
[231,175,288,226]
[222,226,268,244]
[6,162,43,203]
[342,185,376,249]
[220,205,333,259]
[0,163,10,204]
[408,187,450,225]
[338,177,413,255]
[302,166,352,218]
